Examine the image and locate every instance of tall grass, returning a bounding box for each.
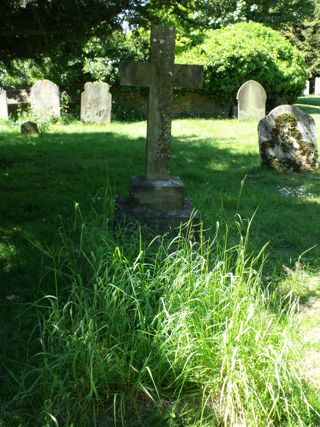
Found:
[13,206,317,426]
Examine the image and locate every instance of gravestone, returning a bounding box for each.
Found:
[258,105,318,171]
[304,80,310,95]
[237,80,267,121]
[315,77,320,96]
[21,121,39,134]
[81,82,112,125]
[30,79,60,118]
[116,25,203,230]
[0,87,8,120]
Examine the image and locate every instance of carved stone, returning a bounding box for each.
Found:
[30,79,60,118]
[258,105,318,171]
[0,87,8,120]
[116,25,203,231]
[237,80,266,121]
[21,121,39,134]
[80,82,112,125]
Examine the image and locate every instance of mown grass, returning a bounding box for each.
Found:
[0,99,320,425]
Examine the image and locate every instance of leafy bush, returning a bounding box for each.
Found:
[177,22,308,106]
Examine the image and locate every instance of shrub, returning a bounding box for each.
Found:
[177,22,308,106]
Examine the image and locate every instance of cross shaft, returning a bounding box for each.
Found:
[120,25,203,179]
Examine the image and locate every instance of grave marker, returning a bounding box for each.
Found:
[30,79,60,118]
[315,77,320,96]
[81,82,112,125]
[258,105,318,171]
[116,25,203,230]
[120,25,203,180]
[0,87,8,120]
[237,80,267,121]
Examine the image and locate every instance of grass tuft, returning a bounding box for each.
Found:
[9,205,318,426]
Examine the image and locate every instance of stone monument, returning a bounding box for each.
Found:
[0,87,8,120]
[315,77,320,96]
[81,82,112,125]
[116,25,203,230]
[258,105,318,171]
[304,80,310,96]
[21,121,39,134]
[30,79,60,118]
[237,80,267,121]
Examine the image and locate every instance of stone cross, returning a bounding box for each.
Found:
[120,25,203,179]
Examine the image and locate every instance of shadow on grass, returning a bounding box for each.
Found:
[1,128,320,278]
[1,127,320,414]
[296,96,320,116]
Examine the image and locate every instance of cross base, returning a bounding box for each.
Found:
[115,195,199,234]
[130,176,185,211]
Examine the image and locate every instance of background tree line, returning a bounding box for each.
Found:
[0,0,318,102]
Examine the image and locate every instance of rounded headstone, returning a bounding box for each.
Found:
[258,105,318,171]
[237,80,267,121]
[30,79,60,118]
[80,82,112,125]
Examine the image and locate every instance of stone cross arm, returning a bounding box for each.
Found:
[120,62,203,90]
[119,25,203,179]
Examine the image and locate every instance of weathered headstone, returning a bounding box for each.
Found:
[0,87,8,120]
[116,25,203,230]
[237,80,267,121]
[30,79,60,118]
[315,77,320,96]
[21,121,39,134]
[258,105,318,171]
[80,82,112,125]
[304,80,310,96]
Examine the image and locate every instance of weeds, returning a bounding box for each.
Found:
[9,206,318,426]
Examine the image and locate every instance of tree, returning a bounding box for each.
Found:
[187,0,316,30]
[0,0,137,61]
[283,1,320,77]
[177,22,307,105]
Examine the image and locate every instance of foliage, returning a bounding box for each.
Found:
[177,22,308,104]
[0,0,138,61]
[9,207,317,426]
[283,1,320,78]
[82,30,149,85]
[0,29,149,89]
[189,0,316,29]
[1,116,320,424]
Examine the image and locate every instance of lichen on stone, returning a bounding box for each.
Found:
[260,112,318,172]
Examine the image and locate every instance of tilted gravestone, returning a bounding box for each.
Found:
[258,105,318,171]
[30,79,60,118]
[237,80,267,121]
[0,87,8,120]
[81,82,112,125]
[116,25,203,230]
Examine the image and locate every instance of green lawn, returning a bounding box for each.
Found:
[1,100,320,425]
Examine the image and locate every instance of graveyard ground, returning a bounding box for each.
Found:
[0,97,320,425]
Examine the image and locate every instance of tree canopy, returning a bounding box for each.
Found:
[0,0,137,60]
[1,0,316,62]
[284,1,320,77]
[0,0,318,89]
[190,0,316,29]
[177,22,307,104]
